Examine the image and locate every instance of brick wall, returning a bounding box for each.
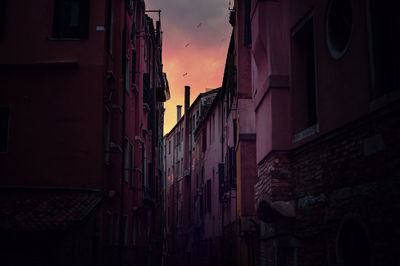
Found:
[255,101,400,266]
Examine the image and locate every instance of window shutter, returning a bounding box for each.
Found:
[207,179,211,212]
[218,163,224,200]
[132,49,136,84]
[0,107,10,152]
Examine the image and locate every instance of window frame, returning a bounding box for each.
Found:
[0,106,10,154]
[52,0,90,39]
[291,12,319,141]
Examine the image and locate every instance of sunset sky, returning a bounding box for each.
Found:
[146,0,232,133]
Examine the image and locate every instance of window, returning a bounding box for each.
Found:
[326,0,353,59]
[122,215,128,245]
[104,108,111,163]
[0,107,10,153]
[124,139,129,182]
[337,219,371,266]
[114,213,119,245]
[368,0,400,97]
[106,0,113,53]
[132,49,136,85]
[244,0,252,47]
[233,118,237,146]
[132,215,136,245]
[129,143,134,185]
[125,52,130,91]
[275,247,295,266]
[209,122,211,145]
[291,14,318,135]
[0,1,6,39]
[169,140,171,154]
[181,128,184,143]
[142,142,146,187]
[105,211,113,245]
[206,179,212,212]
[52,0,90,39]
[202,127,207,152]
[131,20,137,47]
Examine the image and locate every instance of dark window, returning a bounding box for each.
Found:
[104,108,111,163]
[106,0,113,52]
[132,49,136,84]
[52,0,90,39]
[131,21,137,47]
[275,247,295,266]
[129,143,134,185]
[200,194,204,218]
[0,107,10,153]
[143,73,150,104]
[244,0,252,47]
[291,15,318,134]
[124,140,129,182]
[337,220,371,266]
[202,127,207,152]
[233,118,237,146]
[206,179,211,212]
[0,1,6,39]
[169,140,171,154]
[114,213,119,245]
[122,215,128,245]
[142,142,146,187]
[369,0,400,96]
[167,207,170,226]
[229,147,236,188]
[106,212,113,244]
[125,56,130,91]
[218,163,224,199]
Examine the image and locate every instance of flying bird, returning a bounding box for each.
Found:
[185,43,190,47]
[196,23,202,28]
[183,73,188,77]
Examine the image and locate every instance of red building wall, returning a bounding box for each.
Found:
[0,1,168,265]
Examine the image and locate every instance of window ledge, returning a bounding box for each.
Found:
[369,89,400,112]
[48,37,82,41]
[110,142,123,152]
[132,84,139,95]
[292,124,319,143]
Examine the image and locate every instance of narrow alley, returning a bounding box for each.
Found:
[1,0,400,266]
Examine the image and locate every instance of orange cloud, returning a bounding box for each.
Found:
[163,40,230,133]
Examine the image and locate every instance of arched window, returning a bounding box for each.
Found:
[337,219,371,266]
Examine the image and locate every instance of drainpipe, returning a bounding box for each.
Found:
[118,0,128,265]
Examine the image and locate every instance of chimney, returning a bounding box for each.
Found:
[184,86,190,113]
[177,105,182,122]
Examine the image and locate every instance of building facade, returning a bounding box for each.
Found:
[243,0,400,266]
[163,1,400,266]
[163,86,219,265]
[0,1,169,265]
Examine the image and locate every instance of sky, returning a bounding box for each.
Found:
[145,0,233,134]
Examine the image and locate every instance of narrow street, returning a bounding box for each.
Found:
[1,0,400,266]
